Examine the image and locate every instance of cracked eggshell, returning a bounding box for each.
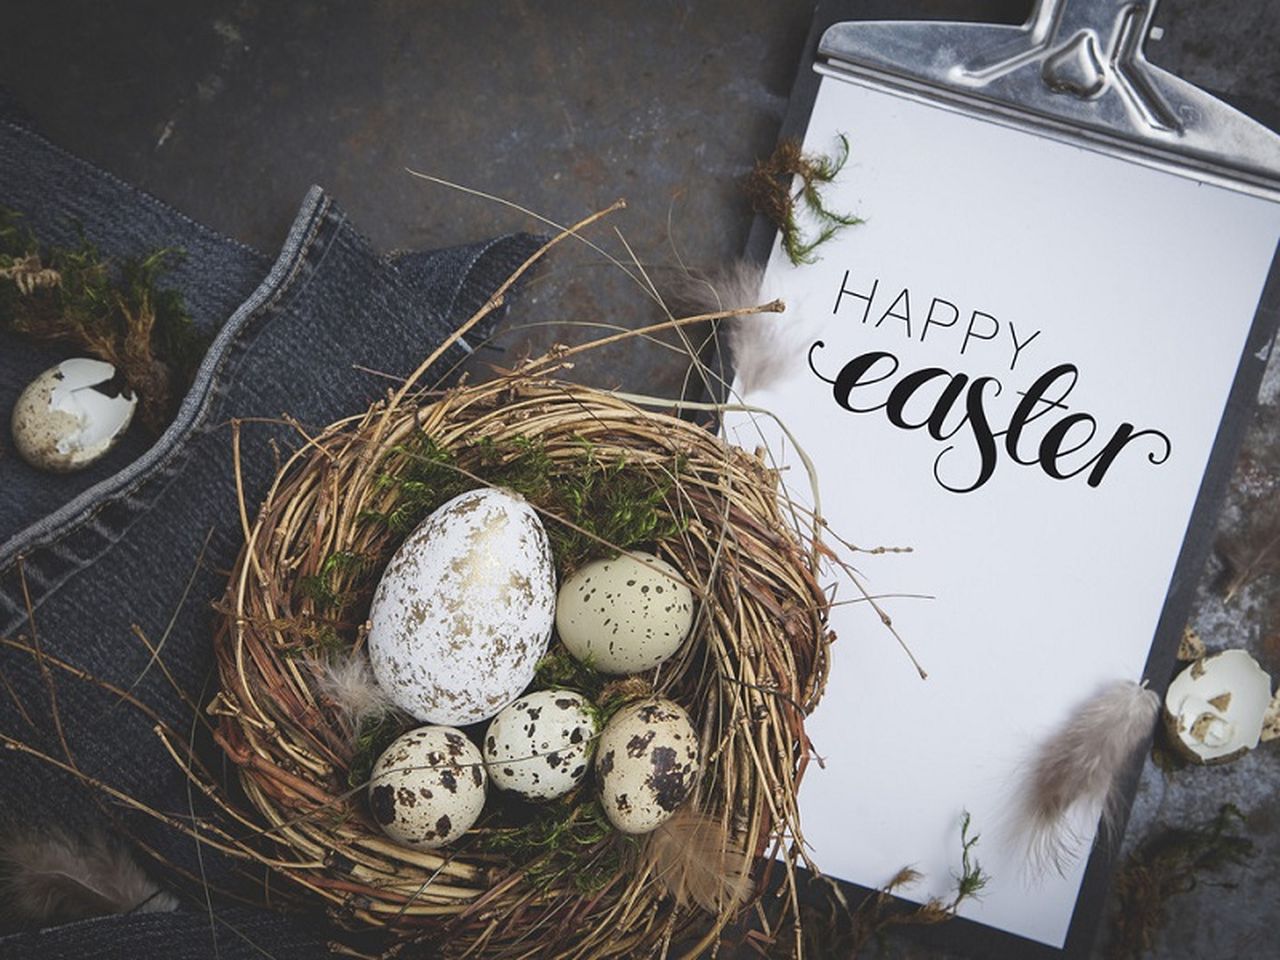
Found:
[483,689,598,800]
[11,358,136,472]
[595,697,700,834]
[368,488,556,725]
[368,726,487,849]
[555,552,695,674]
[1164,650,1273,764]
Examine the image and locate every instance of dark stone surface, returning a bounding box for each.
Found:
[2,1,1278,958]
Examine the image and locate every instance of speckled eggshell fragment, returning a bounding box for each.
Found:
[555,552,695,674]
[368,726,487,849]
[595,697,701,834]
[367,488,556,725]
[483,689,598,800]
[11,358,137,472]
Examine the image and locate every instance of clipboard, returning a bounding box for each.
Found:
[723,0,1280,954]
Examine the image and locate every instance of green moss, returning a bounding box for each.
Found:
[347,713,410,790]
[364,432,687,572]
[1107,804,1254,959]
[745,134,863,267]
[1,206,206,431]
[481,798,631,895]
[297,551,376,614]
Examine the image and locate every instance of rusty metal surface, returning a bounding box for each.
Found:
[1,1,1277,957]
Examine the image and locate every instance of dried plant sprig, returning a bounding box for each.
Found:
[804,811,990,957]
[745,134,863,266]
[1107,804,1254,960]
[0,206,205,432]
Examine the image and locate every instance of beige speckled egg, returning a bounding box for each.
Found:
[483,689,598,800]
[11,358,136,472]
[555,552,694,674]
[367,488,555,725]
[595,697,700,834]
[368,726,487,849]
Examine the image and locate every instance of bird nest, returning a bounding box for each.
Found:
[207,226,832,958]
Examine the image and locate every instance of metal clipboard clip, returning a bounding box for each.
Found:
[815,0,1280,199]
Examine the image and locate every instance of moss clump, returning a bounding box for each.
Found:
[481,798,632,895]
[366,432,688,572]
[1107,804,1254,959]
[1,207,206,432]
[346,712,409,790]
[745,134,863,267]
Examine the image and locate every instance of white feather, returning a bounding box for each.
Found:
[314,649,395,731]
[1011,679,1159,877]
[669,261,810,396]
[0,826,178,928]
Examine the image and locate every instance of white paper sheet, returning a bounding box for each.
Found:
[723,76,1280,947]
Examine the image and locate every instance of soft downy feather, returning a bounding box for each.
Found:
[667,261,809,396]
[1010,679,1159,877]
[313,648,395,733]
[639,807,751,914]
[0,826,178,929]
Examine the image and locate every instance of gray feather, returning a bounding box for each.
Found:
[0,826,178,929]
[314,649,395,732]
[1012,679,1159,876]
[667,261,804,395]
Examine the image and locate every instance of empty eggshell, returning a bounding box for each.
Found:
[368,726,487,849]
[595,697,700,834]
[556,552,695,674]
[1163,649,1272,764]
[484,689,598,800]
[11,358,136,472]
[367,488,556,725]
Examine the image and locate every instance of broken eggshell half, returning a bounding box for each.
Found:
[1164,649,1273,764]
[11,358,136,472]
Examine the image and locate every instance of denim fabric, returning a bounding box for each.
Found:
[0,109,541,958]
[1,116,274,545]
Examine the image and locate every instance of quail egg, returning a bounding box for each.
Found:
[368,725,487,849]
[556,552,695,674]
[595,697,701,834]
[483,689,598,800]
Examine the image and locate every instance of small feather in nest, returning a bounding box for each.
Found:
[0,826,178,929]
[667,261,807,395]
[314,649,395,732]
[639,807,751,914]
[1010,679,1159,877]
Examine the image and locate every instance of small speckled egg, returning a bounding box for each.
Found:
[11,358,137,472]
[556,552,695,674]
[595,697,701,834]
[367,488,556,725]
[483,689,598,800]
[368,726,487,849]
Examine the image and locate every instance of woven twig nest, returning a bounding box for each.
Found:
[211,360,831,958]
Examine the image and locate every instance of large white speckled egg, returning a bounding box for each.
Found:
[595,697,700,834]
[367,488,555,725]
[368,726,487,849]
[556,552,695,674]
[483,689,598,800]
[11,358,137,473]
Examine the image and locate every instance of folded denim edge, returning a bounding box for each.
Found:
[0,185,332,570]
